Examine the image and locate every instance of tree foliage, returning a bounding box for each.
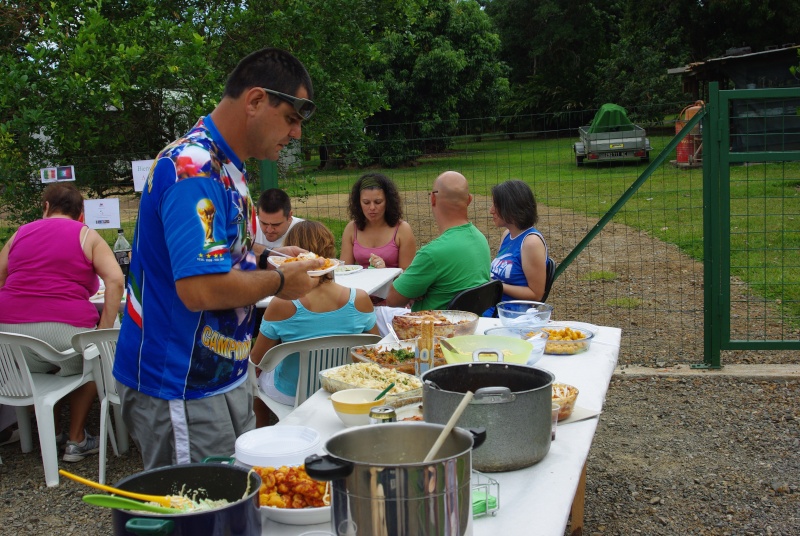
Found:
[363,0,508,165]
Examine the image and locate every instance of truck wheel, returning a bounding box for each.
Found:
[576,155,584,167]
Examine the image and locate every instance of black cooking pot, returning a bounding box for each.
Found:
[111,463,261,536]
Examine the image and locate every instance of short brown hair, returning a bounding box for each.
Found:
[42,183,84,220]
[284,221,336,259]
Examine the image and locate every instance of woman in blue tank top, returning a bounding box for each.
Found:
[484,180,549,317]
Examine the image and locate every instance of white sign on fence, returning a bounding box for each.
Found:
[131,159,154,192]
[84,198,121,230]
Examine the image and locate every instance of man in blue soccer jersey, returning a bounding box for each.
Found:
[114,48,322,469]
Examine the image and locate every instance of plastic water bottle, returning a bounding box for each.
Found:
[113,228,131,276]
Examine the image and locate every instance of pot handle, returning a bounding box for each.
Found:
[125,518,175,536]
[468,427,487,450]
[472,387,515,404]
[304,453,354,481]
[201,456,235,465]
[471,349,504,362]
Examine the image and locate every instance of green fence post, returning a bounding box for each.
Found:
[697,82,723,369]
[260,160,278,191]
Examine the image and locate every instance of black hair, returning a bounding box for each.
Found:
[348,173,403,230]
[491,180,538,229]
[42,183,84,220]
[257,188,292,216]
[223,48,313,105]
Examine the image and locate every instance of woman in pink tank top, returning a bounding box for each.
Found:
[340,173,417,270]
[0,183,124,460]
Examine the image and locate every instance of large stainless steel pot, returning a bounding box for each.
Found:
[422,361,554,472]
[305,423,486,536]
[111,463,261,536]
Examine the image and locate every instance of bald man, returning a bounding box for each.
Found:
[386,171,491,311]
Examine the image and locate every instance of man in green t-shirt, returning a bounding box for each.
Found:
[387,171,491,311]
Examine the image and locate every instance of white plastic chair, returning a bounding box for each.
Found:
[0,331,95,487]
[251,333,382,420]
[71,328,127,484]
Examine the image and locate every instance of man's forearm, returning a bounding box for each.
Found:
[386,285,411,308]
[176,269,283,312]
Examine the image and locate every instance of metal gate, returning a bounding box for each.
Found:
[701,82,800,368]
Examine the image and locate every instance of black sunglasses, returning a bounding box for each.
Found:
[261,88,316,120]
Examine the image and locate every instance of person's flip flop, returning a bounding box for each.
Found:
[0,428,20,447]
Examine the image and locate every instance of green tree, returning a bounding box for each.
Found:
[0,0,218,221]
[365,0,508,165]
[484,0,621,115]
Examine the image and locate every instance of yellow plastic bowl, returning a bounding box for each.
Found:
[330,388,384,427]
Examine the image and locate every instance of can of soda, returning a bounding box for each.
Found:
[368,405,397,424]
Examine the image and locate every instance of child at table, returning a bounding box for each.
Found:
[250,221,379,426]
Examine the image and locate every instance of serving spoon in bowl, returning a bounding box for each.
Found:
[59,469,191,509]
[82,494,182,514]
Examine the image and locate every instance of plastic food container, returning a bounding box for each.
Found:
[481,326,549,365]
[552,382,579,420]
[350,340,418,375]
[496,301,554,328]
[391,310,479,341]
[541,323,595,355]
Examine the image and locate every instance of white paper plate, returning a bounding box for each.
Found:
[268,256,340,276]
[235,426,321,468]
[260,504,331,525]
[334,264,363,275]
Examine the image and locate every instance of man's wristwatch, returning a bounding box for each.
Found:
[258,249,270,269]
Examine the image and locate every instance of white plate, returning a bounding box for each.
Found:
[268,256,340,277]
[235,426,321,468]
[260,504,331,525]
[335,264,364,275]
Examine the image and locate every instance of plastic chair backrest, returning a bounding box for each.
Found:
[71,328,120,403]
[255,333,383,407]
[446,280,504,316]
[541,257,557,303]
[0,332,81,399]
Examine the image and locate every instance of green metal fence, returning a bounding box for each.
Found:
[701,82,800,368]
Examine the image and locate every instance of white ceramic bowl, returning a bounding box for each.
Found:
[330,388,384,427]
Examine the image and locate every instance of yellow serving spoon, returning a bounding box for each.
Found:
[59,469,191,509]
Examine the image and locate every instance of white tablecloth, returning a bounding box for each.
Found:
[256,267,402,308]
[261,318,621,535]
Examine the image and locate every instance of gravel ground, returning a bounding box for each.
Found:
[2,373,797,535]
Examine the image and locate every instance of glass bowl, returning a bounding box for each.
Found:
[496,301,554,328]
[541,323,595,355]
[391,310,479,341]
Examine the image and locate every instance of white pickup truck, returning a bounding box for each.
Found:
[573,104,651,166]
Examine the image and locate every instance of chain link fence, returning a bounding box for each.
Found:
[3,102,797,366]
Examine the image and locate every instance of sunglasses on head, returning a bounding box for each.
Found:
[261,88,316,120]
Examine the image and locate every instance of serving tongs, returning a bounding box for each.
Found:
[59,469,192,509]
